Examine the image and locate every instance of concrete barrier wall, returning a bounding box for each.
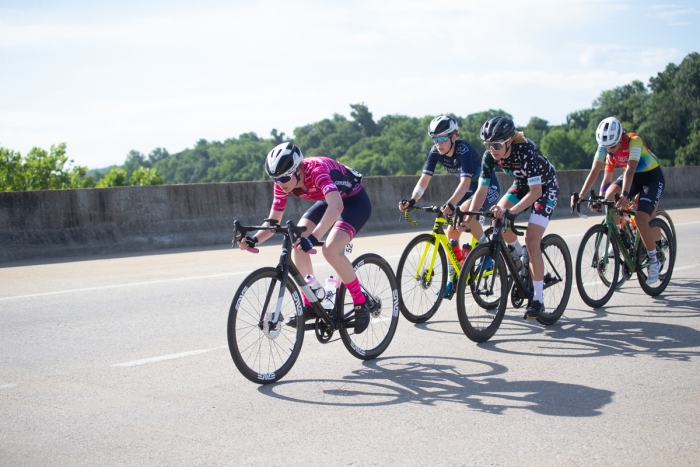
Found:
[1,167,698,262]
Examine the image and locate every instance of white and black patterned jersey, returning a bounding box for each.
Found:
[423,139,482,179]
[479,139,557,188]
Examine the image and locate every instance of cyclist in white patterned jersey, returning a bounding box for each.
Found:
[460,116,560,319]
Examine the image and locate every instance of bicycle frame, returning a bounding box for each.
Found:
[405,206,478,286]
[233,219,366,332]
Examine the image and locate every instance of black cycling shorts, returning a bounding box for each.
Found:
[301,186,371,240]
[612,167,665,215]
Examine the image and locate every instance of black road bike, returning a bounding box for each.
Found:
[455,210,572,343]
[227,219,399,384]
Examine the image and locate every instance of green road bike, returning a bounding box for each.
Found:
[573,191,675,308]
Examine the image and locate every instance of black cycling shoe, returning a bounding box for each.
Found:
[353,294,377,334]
[524,300,543,319]
[286,305,316,328]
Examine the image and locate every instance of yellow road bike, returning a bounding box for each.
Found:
[396,206,494,323]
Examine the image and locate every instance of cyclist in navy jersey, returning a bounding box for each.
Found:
[399,115,500,296]
[237,142,375,333]
[460,116,559,319]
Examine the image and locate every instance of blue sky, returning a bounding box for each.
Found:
[1,0,698,168]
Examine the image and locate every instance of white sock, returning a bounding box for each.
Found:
[533,280,544,302]
[648,249,658,263]
[478,234,487,244]
[509,240,523,256]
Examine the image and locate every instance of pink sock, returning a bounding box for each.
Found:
[344,278,366,305]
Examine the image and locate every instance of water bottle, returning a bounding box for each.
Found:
[520,249,530,277]
[507,245,522,270]
[461,243,472,266]
[449,239,463,264]
[323,276,339,310]
[305,274,324,301]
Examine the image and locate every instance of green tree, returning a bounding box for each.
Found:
[129,167,164,186]
[675,119,700,166]
[96,168,128,187]
[0,147,25,191]
[540,128,589,170]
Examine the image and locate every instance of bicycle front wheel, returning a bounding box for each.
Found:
[456,244,508,343]
[636,218,675,296]
[396,233,447,323]
[537,234,572,325]
[227,267,305,384]
[339,253,400,360]
[575,224,619,308]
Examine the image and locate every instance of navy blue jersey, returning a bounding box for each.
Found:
[423,139,481,179]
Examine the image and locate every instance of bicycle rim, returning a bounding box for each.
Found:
[339,253,400,360]
[636,218,675,296]
[227,267,305,384]
[537,234,572,325]
[575,224,619,308]
[396,234,447,323]
[456,244,507,343]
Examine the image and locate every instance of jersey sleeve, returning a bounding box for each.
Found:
[422,150,438,176]
[272,183,288,211]
[479,151,495,186]
[627,136,643,163]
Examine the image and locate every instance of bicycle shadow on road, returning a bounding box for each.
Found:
[259,355,613,416]
[482,311,700,361]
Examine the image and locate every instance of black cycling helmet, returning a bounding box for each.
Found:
[428,115,459,137]
[265,142,304,178]
[480,116,516,142]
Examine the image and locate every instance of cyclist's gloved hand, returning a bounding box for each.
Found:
[399,198,416,211]
[242,235,258,249]
[441,202,455,215]
[299,234,318,253]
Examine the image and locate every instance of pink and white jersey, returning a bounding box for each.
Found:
[272,157,363,211]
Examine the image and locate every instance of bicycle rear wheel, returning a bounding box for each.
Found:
[456,244,508,343]
[339,253,400,360]
[575,224,619,308]
[227,267,305,384]
[537,234,572,325]
[655,210,677,264]
[396,234,447,323]
[636,218,675,296]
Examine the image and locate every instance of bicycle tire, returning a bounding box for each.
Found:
[227,267,305,384]
[655,209,677,264]
[575,224,620,308]
[537,234,572,325]
[455,244,508,343]
[396,233,447,323]
[636,218,675,296]
[339,253,400,360]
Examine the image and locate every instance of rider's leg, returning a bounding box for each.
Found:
[458,198,485,241]
[293,219,317,307]
[605,182,622,226]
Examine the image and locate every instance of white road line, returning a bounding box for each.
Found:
[0,383,17,389]
[112,346,227,367]
[676,264,699,271]
[676,221,700,226]
[0,271,250,301]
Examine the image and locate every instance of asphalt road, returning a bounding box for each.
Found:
[2,207,700,466]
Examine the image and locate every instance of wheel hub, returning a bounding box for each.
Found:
[263,311,282,339]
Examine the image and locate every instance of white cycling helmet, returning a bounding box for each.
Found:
[428,116,459,137]
[265,142,304,178]
[596,117,623,148]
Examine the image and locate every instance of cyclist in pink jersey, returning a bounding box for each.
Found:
[572,117,665,284]
[237,142,375,333]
